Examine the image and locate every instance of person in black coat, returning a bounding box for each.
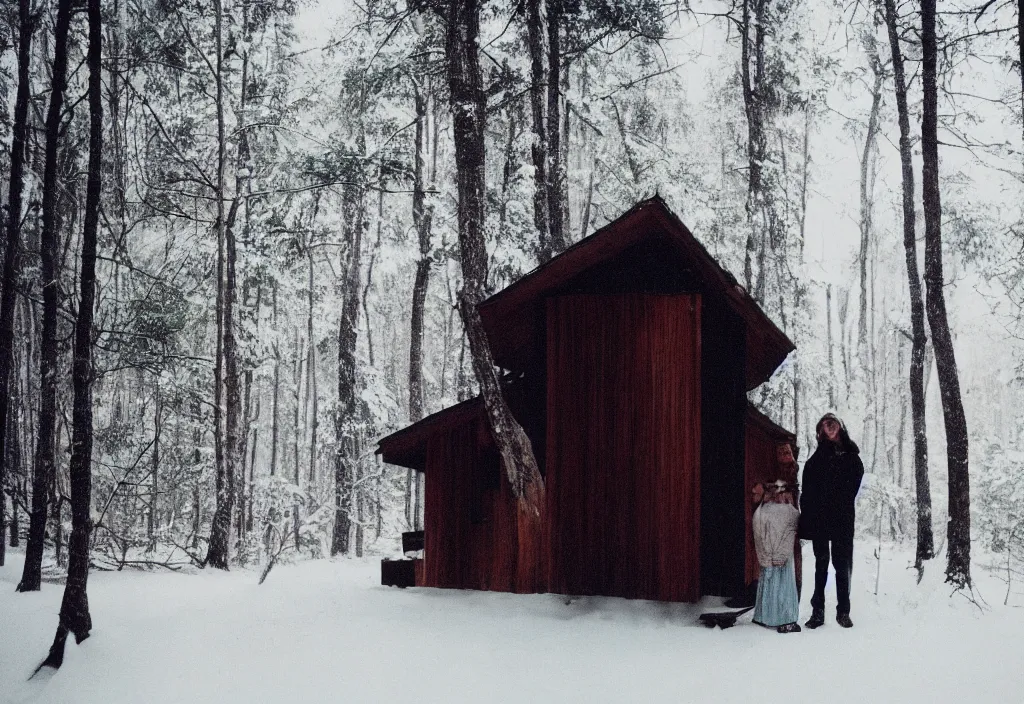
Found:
[799,413,864,629]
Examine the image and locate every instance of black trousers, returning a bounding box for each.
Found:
[810,536,854,615]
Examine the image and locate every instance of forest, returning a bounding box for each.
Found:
[0,0,1023,692]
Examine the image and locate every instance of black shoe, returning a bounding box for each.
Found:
[776,622,802,634]
[805,608,825,629]
[836,613,854,628]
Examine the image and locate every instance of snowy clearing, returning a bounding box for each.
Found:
[2,542,1022,704]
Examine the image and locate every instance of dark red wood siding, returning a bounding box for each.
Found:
[422,419,521,590]
[545,294,702,602]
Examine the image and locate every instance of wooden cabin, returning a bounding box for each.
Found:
[378,197,795,602]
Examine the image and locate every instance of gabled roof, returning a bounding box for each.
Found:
[477,197,794,391]
[745,402,796,443]
[376,396,483,471]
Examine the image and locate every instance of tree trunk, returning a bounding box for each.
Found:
[921,0,970,588]
[306,247,318,486]
[0,0,34,568]
[245,285,261,534]
[43,0,101,665]
[498,103,518,239]
[148,391,160,547]
[331,183,364,556]
[408,79,434,528]
[798,107,811,256]
[292,331,302,548]
[546,0,568,254]
[884,0,933,569]
[355,449,364,558]
[444,0,544,516]
[826,284,836,408]
[1018,0,1024,145]
[270,285,280,477]
[580,159,595,240]
[8,386,23,548]
[191,429,201,549]
[206,0,235,570]
[858,46,883,372]
[19,0,74,594]
[239,364,251,543]
[526,0,552,261]
[363,193,382,370]
[740,0,768,300]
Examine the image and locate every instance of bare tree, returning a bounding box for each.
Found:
[883,0,933,573]
[42,0,103,667]
[921,0,971,588]
[19,0,74,594]
[858,32,883,373]
[740,0,769,298]
[0,0,34,568]
[206,0,235,570]
[332,178,366,556]
[527,0,553,261]
[407,58,436,529]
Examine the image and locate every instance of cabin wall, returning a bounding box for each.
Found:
[422,421,520,590]
[545,294,702,602]
[421,383,546,593]
[699,297,748,597]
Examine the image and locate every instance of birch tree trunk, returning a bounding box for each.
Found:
[884,0,933,570]
[921,0,970,588]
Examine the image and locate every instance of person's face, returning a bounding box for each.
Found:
[776,443,795,465]
[821,418,841,443]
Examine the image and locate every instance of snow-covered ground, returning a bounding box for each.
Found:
[2,542,1022,704]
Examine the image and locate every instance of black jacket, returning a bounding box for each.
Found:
[798,441,864,540]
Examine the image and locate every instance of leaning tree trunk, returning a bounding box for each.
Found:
[884,0,933,572]
[444,0,544,516]
[921,0,971,589]
[42,0,102,666]
[331,183,365,556]
[0,0,34,568]
[19,0,74,594]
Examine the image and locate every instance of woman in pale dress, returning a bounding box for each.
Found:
[751,480,801,633]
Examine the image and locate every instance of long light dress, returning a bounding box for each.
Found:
[752,501,800,627]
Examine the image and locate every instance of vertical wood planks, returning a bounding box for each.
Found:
[546,294,702,602]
